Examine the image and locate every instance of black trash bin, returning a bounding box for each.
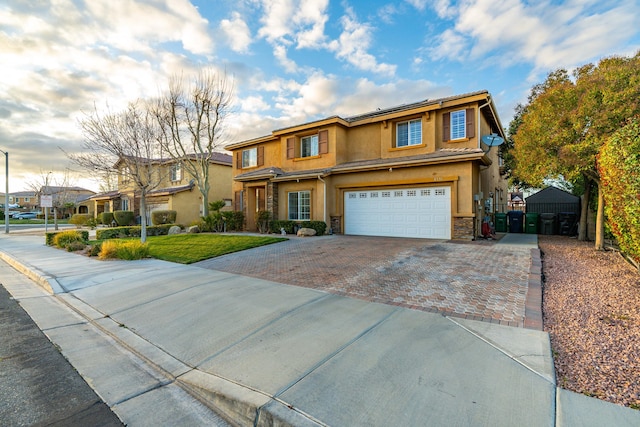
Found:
[558,212,578,236]
[507,210,524,233]
[539,213,557,235]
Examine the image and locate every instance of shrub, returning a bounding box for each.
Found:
[301,221,327,236]
[598,116,640,263]
[52,230,88,250]
[99,240,149,260]
[222,211,244,231]
[100,212,114,225]
[96,224,176,240]
[257,211,271,233]
[89,242,102,257]
[69,214,90,228]
[113,210,135,226]
[270,220,295,234]
[151,210,177,225]
[66,241,88,252]
[86,217,98,229]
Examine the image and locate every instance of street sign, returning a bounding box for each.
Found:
[41,195,53,208]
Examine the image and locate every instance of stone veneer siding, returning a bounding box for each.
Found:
[453,217,474,240]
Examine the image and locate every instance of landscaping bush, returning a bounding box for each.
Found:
[257,210,271,233]
[301,221,327,236]
[89,242,102,257]
[270,220,295,234]
[113,210,135,226]
[222,211,244,231]
[96,224,176,240]
[99,240,149,260]
[46,230,89,246]
[52,230,88,251]
[598,116,640,264]
[86,217,98,229]
[151,210,177,225]
[100,212,114,225]
[69,214,90,228]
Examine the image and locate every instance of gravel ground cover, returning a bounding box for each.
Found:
[540,235,640,409]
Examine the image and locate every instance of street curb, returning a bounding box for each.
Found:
[0,251,64,294]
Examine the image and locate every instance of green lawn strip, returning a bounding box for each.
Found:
[144,234,287,264]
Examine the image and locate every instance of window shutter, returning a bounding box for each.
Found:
[442,112,450,142]
[286,137,295,159]
[318,130,328,154]
[466,108,475,138]
[236,152,242,169]
[257,146,264,166]
[234,190,244,211]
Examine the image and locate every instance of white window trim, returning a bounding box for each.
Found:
[450,109,466,140]
[288,190,311,220]
[396,119,422,147]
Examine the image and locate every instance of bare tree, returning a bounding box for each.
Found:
[153,69,234,216]
[67,101,165,242]
[27,170,76,231]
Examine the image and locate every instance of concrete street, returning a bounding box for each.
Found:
[1,231,639,426]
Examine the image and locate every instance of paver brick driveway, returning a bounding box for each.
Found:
[195,235,532,327]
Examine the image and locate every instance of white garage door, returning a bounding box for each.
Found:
[344,187,451,239]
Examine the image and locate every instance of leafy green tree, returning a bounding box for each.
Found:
[511,52,640,249]
[598,116,640,263]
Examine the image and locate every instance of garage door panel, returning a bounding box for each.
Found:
[345,186,451,239]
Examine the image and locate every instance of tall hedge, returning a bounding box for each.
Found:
[151,210,177,225]
[598,116,640,263]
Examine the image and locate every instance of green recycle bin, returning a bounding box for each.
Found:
[525,212,539,234]
[495,212,507,233]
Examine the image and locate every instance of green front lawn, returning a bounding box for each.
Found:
[142,234,288,264]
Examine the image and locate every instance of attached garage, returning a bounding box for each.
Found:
[344,186,451,239]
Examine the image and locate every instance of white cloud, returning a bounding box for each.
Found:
[429,0,640,77]
[220,12,253,53]
[328,9,397,76]
[273,44,299,73]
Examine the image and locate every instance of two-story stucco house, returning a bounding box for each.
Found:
[226,90,507,240]
[86,153,232,225]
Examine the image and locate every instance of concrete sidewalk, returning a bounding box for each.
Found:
[1,233,639,426]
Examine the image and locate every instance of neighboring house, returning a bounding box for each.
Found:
[226,90,508,240]
[37,186,96,218]
[8,191,37,210]
[85,153,232,225]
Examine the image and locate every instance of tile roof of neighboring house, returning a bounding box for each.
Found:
[116,152,232,167]
[148,182,196,196]
[234,148,488,182]
[10,191,37,197]
[89,190,121,201]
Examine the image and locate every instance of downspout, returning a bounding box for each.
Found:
[476,96,491,240]
[317,175,327,224]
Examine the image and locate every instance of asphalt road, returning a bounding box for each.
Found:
[0,283,123,427]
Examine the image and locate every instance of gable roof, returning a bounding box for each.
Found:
[226,90,504,150]
[525,186,580,204]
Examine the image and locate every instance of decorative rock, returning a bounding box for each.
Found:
[187,225,200,234]
[168,225,182,235]
[296,227,316,237]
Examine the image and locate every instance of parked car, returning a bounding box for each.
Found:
[14,212,38,219]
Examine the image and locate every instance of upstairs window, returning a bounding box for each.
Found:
[443,108,475,142]
[242,148,257,168]
[300,135,319,157]
[238,146,264,169]
[396,119,422,147]
[170,163,182,181]
[286,130,329,159]
[450,110,466,140]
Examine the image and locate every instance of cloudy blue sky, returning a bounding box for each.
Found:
[1,0,639,192]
